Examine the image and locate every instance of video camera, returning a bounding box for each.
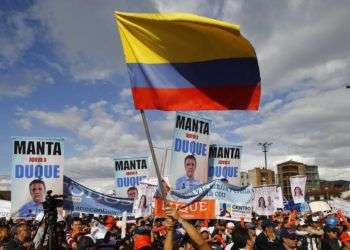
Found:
[42,190,65,213]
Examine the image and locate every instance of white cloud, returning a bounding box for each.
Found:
[24,107,86,130]
[0,83,35,97]
[78,177,115,193]
[119,88,132,98]
[30,0,158,83]
[236,87,350,178]
[17,101,170,179]
[0,69,54,97]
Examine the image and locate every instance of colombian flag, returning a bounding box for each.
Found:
[114,12,261,111]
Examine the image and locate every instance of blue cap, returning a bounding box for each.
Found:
[280,228,298,240]
[262,219,275,228]
[325,216,338,229]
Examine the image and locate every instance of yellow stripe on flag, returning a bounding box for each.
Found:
[114,12,256,64]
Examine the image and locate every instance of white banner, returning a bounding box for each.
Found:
[11,137,64,219]
[0,200,11,219]
[114,157,149,198]
[208,144,241,185]
[275,187,284,210]
[290,176,307,204]
[252,186,282,215]
[328,198,350,218]
[169,112,211,190]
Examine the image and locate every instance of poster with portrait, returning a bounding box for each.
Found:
[208,144,241,185]
[215,183,253,222]
[275,187,284,210]
[168,112,211,190]
[290,176,307,204]
[132,183,157,218]
[11,137,64,219]
[114,157,149,198]
[252,186,280,216]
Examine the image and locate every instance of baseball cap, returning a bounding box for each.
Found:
[262,219,275,228]
[280,228,298,240]
[226,222,235,229]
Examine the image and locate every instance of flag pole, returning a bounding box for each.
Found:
[140,109,167,200]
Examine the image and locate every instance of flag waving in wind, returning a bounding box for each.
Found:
[114,12,261,111]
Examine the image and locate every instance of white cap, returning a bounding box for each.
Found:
[226,222,235,229]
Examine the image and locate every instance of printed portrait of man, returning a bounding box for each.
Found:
[18,179,46,218]
[127,186,138,200]
[175,154,201,190]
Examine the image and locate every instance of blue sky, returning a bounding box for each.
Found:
[1,0,350,191]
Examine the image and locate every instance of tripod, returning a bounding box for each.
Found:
[33,190,64,250]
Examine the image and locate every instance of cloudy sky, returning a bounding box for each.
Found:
[1,0,350,192]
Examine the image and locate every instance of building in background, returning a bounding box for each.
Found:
[277,160,322,200]
[240,171,249,186]
[304,165,320,199]
[320,180,350,200]
[248,167,275,187]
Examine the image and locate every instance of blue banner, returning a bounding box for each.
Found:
[64,176,133,216]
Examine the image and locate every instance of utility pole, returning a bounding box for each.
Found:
[257,142,272,169]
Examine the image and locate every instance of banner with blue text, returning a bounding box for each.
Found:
[208,144,241,185]
[64,176,133,216]
[114,157,149,198]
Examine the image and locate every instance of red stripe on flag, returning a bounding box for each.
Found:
[131,84,261,111]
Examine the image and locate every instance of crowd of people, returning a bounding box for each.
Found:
[0,206,349,250]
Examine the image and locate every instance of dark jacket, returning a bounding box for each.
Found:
[254,232,279,250]
[321,237,341,250]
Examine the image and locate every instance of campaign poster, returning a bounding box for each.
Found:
[290,176,307,204]
[133,183,157,218]
[252,186,280,216]
[215,183,253,222]
[11,137,64,219]
[275,187,284,210]
[208,144,241,185]
[114,157,149,198]
[169,112,211,190]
